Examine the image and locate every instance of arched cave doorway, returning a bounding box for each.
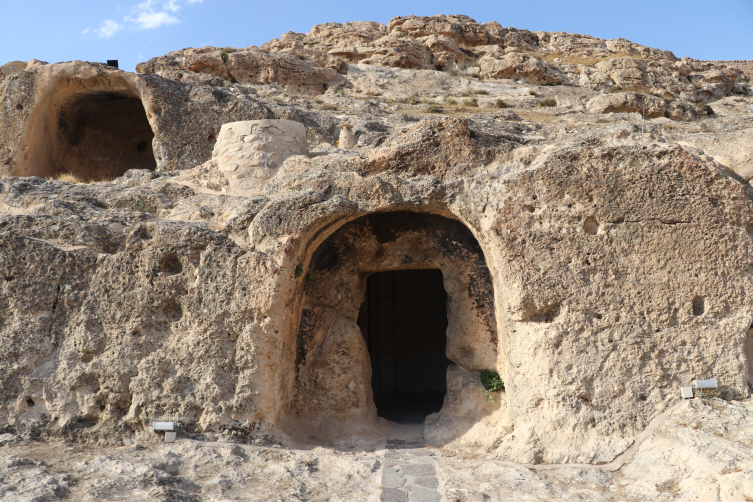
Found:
[13,86,155,182]
[290,211,500,434]
[358,269,452,423]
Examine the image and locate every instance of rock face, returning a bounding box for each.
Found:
[1,13,753,475]
[213,119,307,191]
[1,117,752,464]
[586,91,668,118]
[479,51,566,85]
[137,48,346,94]
[0,61,27,81]
[0,60,338,177]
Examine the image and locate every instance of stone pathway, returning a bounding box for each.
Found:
[379,427,443,502]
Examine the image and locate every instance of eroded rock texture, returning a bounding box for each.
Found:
[1,13,753,478]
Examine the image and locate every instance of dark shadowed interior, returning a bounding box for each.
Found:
[53,91,156,181]
[357,269,451,423]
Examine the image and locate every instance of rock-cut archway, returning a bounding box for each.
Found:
[286,211,506,444]
[11,77,155,182]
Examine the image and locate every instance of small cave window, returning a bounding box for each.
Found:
[51,91,156,181]
[14,89,156,182]
[357,269,452,423]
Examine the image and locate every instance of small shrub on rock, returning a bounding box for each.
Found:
[494,99,509,108]
[536,98,557,107]
[480,370,505,392]
[54,172,84,184]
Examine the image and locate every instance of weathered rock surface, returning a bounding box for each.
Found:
[0,398,751,501]
[1,11,753,500]
[0,61,27,81]
[213,119,307,191]
[586,91,668,118]
[0,60,339,176]
[138,48,346,94]
[478,51,565,85]
[1,113,752,465]
[136,14,748,113]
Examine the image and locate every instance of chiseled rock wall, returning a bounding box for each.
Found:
[0,114,751,464]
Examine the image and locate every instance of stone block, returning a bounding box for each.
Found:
[212,119,307,191]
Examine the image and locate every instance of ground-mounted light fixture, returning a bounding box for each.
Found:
[680,379,718,399]
[153,422,178,442]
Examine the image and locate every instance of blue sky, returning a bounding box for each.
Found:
[1,0,751,72]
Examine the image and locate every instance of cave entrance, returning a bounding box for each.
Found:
[290,211,499,438]
[52,91,156,181]
[357,269,452,423]
[12,87,156,182]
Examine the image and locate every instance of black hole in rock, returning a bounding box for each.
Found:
[26,398,34,407]
[16,103,23,111]
[595,313,602,320]
[692,296,705,316]
[583,217,599,235]
[158,253,182,275]
[161,298,183,322]
[4,275,14,281]
[357,269,451,424]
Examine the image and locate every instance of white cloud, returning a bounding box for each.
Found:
[126,10,179,29]
[97,20,124,38]
[82,27,90,34]
[134,0,156,10]
[124,0,195,29]
[165,0,181,12]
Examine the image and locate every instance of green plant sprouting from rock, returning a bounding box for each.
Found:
[480,369,504,403]
[480,369,505,391]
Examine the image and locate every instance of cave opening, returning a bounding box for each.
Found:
[357,269,452,423]
[289,211,499,440]
[51,91,156,181]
